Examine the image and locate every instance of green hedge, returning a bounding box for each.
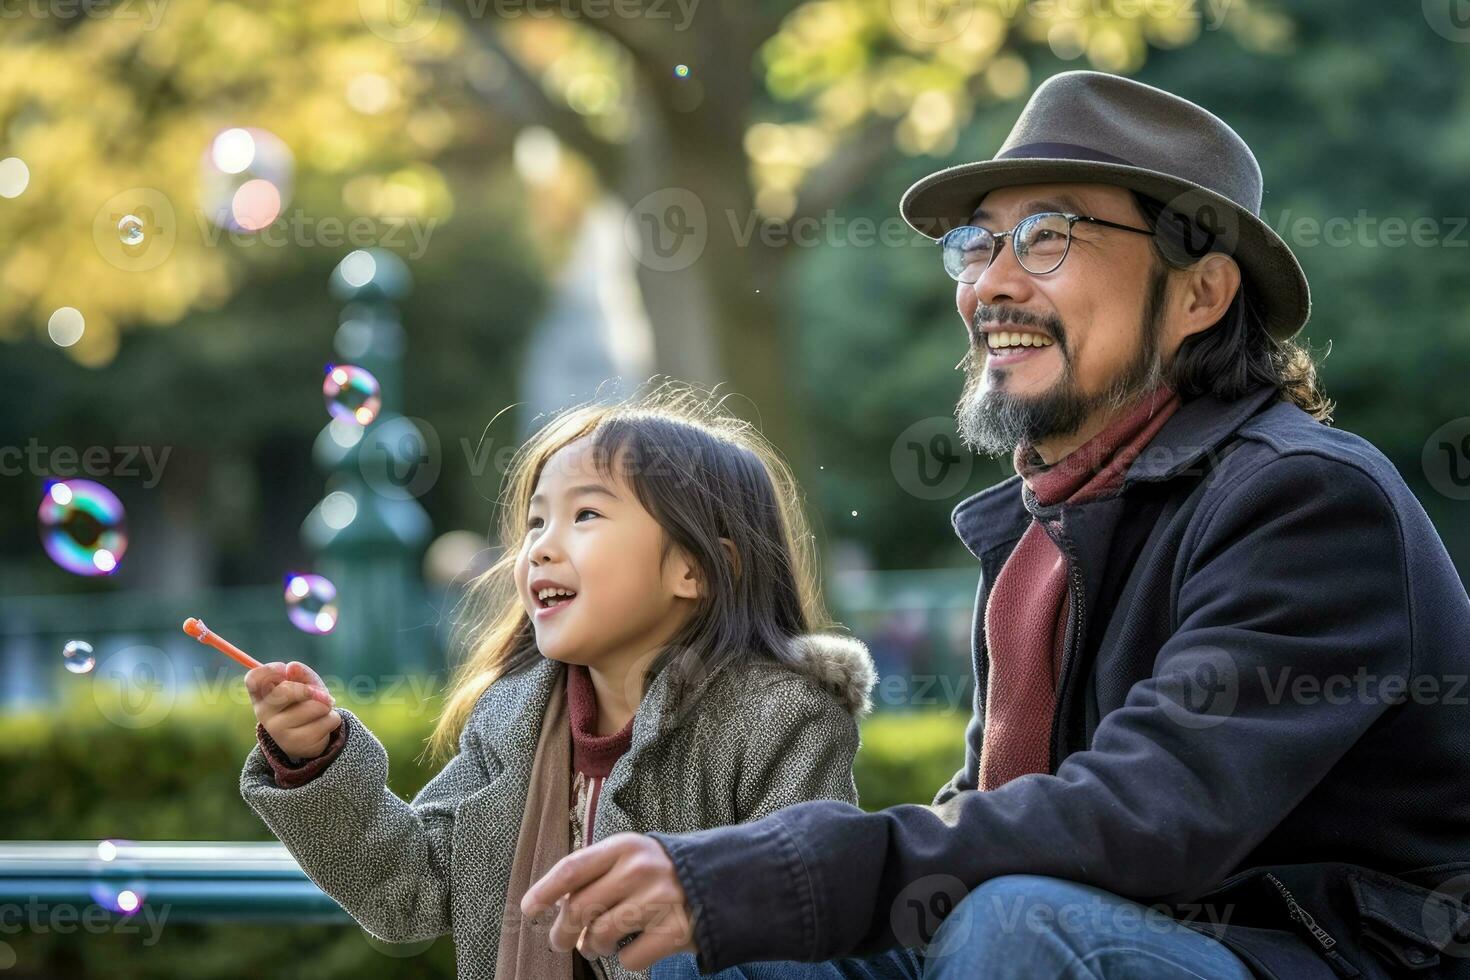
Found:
[0,685,967,978]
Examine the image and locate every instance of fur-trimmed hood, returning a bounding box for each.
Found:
[781,632,878,719]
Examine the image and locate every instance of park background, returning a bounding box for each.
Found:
[1,0,1469,975]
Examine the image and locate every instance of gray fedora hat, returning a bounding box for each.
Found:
[900,70,1310,340]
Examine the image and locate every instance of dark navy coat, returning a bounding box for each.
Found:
[654,385,1470,979]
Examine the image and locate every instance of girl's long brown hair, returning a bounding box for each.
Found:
[426,380,831,763]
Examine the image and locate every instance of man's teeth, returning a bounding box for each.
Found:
[988,331,1054,350]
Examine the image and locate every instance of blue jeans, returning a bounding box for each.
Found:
[650,874,1253,979]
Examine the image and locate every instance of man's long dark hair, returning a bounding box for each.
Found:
[1132,191,1335,423]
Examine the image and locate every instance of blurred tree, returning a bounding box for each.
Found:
[443,0,1285,461]
[0,0,1276,467]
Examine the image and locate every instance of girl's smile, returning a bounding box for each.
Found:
[530,577,580,621]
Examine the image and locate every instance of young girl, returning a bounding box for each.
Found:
[240,385,878,980]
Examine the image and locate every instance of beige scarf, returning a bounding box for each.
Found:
[495,667,591,980]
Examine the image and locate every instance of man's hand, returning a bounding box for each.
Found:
[520,832,698,971]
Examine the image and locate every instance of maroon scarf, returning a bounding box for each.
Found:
[978,384,1181,790]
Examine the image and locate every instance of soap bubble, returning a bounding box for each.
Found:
[285,573,338,635]
[63,639,96,674]
[200,127,293,233]
[117,214,145,246]
[674,64,690,78]
[323,363,382,426]
[38,479,127,576]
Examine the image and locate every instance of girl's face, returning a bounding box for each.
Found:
[514,437,701,673]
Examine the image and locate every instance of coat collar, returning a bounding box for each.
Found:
[471,630,878,775]
[951,385,1280,560]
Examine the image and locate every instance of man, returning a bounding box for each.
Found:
[522,70,1470,979]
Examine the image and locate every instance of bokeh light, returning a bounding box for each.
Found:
[230,178,283,231]
[38,479,127,576]
[284,573,338,635]
[323,363,382,426]
[346,72,397,114]
[336,250,376,289]
[0,157,30,198]
[62,639,96,674]
[89,881,146,916]
[47,307,85,347]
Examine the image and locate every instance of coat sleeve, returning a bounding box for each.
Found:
[650,454,1413,972]
[240,705,493,943]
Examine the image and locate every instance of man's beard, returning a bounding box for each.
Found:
[954,266,1169,459]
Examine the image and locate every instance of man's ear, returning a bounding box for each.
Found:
[1170,252,1242,345]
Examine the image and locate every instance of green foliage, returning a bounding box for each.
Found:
[853,710,968,810]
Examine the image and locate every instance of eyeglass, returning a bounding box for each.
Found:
[939,211,1156,283]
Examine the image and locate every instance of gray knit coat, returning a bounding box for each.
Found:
[240,632,878,980]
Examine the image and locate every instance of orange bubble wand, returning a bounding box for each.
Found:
[181,617,261,670]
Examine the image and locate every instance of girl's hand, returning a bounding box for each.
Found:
[246,661,341,763]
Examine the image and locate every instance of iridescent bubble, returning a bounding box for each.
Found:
[284,572,338,635]
[38,479,127,576]
[200,127,293,233]
[323,363,382,426]
[63,639,96,674]
[674,64,690,78]
[117,214,145,246]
